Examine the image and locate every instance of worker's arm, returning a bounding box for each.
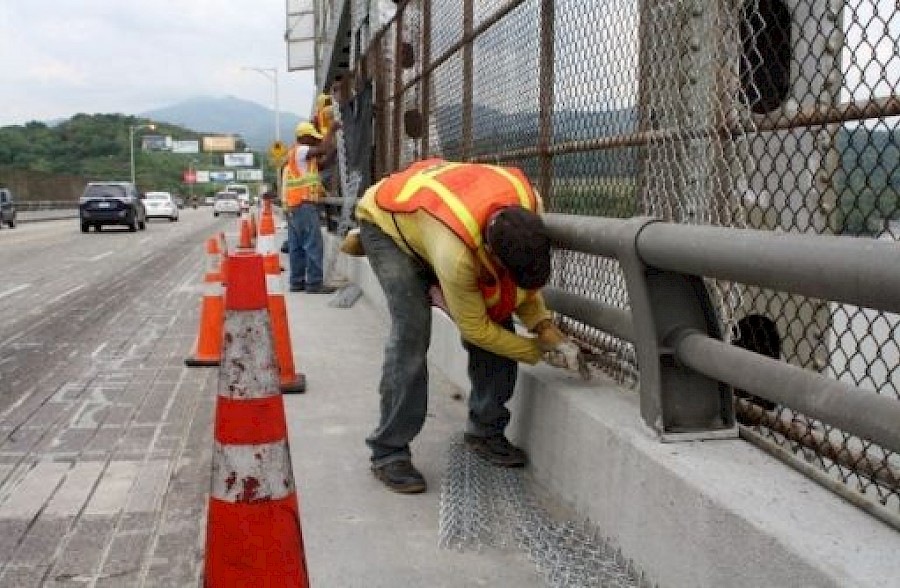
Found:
[421,223,543,364]
[305,122,341,168]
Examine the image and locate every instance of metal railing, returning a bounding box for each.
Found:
[333,0,900,521]
[543,213,900,530]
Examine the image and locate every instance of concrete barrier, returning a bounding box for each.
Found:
[327,232,900,588]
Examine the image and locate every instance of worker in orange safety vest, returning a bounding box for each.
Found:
[349,158,587,494]
[282,120,339,294]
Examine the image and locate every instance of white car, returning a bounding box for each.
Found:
[213,191,240,216]
[144,191,179,222]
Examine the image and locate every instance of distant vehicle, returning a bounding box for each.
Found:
[0,188,16,228]
[173,195,185,209]
[213,191,240,217]
[144,191,179,222]
[204,194,216,206]
[79,181,147,233]
[225,183,251,211]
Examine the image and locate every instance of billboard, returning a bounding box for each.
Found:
[172,140,200,154]
[236,169,264,181]
[224,152,254,167]
[141,135,171,151]
[202,136,236,152]
[195,170,211,183]
[209,170,235,182]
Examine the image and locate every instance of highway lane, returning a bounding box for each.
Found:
[0,208,228,412]
[0,207,238,584]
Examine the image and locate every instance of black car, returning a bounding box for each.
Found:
[0,188,16,228]
[79,182,147,232]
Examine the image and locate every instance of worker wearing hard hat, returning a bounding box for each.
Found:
[282,119,340,294]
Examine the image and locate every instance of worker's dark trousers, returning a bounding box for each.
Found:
[359,221,518,467]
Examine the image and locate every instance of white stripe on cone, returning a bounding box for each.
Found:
[204,280,224,296]
[210,440,295,502]
[218,310,280,400]
[265,274,284,295]
[257,234,275,255]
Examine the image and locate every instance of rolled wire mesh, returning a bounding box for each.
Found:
[439,441,650,588]
[365,0,900,520]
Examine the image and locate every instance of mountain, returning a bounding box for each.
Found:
[141,96,303,150]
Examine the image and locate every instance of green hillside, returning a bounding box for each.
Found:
[0,113,272,196]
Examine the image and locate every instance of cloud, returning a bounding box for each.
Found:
[0,1,316,125]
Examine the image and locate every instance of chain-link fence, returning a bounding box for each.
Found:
[355,0,900,520]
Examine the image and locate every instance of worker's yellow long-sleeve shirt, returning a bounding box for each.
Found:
[357,187,551,364]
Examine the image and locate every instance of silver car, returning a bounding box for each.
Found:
[144,191,179,222]
[213,191,240,216]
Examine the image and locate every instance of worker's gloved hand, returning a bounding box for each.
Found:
[534,320,591,380]
[534,320,567,352]
[542,341,583,372]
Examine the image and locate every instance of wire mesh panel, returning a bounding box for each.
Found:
[360,0,900,517]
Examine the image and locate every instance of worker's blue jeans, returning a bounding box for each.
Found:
[287,202,325,289]
[359,221,518,467]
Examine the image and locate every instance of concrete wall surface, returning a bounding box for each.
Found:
[330,235,900,588]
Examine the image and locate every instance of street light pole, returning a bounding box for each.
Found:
[241,66,280,143]
[129,123,156,186]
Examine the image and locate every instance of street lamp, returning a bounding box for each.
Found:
[129,122,156,186]
[241,66,280,143]
[188,158,198,206]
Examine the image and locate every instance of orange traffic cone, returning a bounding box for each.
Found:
[238,214,253,250]
[258,206,306,394]
[204,252,309,588]
[185,237,225,367]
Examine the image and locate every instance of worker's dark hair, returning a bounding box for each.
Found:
[485,207,552,289]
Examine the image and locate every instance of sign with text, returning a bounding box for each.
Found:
[236,169,263,181]
[223,152,254,167]
[202,136,236,152]
[172,140,200,154]
[141,135,171,151]
[209,170,236,182]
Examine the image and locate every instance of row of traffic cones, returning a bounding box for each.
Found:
[185,200,305,393]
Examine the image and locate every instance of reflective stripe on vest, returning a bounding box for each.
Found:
[283,146,321,207]
[375,160,538,321]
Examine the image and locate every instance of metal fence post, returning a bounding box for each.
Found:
[421,0,431,157]
[538,0,555,202]
[461,0,473,158]
[392,9,405,172]
[617,217,737,441]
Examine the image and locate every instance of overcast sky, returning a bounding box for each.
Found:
[0,1,317,126]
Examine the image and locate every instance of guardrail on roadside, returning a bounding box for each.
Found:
[16,200,78,211]
[541,214,900,529]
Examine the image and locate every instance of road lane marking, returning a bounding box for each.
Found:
[91,342,108,358]
[0,284,31,300]
[89,251,114,262]
[46,284,85,306]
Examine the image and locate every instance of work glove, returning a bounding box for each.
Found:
[534,320,591,380]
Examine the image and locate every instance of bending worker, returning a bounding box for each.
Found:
[283,121,339,294]
[353,158,586,494]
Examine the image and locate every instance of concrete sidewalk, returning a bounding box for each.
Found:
[281,259,546,587]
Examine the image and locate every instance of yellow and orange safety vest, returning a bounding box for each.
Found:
[374,159,539,322]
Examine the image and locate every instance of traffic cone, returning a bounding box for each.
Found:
[185,237,225,367]
[238,214,253,250]
[255,200,306,393]
[204,252,309,588]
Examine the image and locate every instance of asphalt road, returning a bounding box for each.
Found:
[0,207,230,586]
[0,209,224,408]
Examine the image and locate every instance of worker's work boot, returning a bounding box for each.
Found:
[463,434,527,467]
[372,460,427,494]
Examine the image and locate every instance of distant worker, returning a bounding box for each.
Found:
[351,158,588,494]
[282,120,340,294]
[312,92,336,196]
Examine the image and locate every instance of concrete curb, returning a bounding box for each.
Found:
[328,232,900,588]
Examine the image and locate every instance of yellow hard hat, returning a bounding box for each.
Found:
[316,93,332,108]
[295,121,323,140]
